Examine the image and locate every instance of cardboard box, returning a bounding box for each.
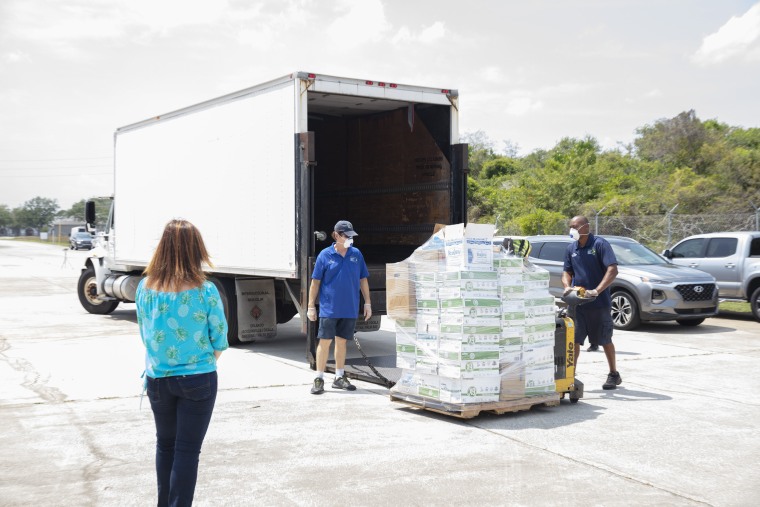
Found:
[396,343,416,369]
[437,349,500,378]
[439,376,501,403]
[523,343,555,367]
[444,223,495,271]
[499,361,526,401]
[386,261,416,319]
[440,270,498,298]
[524,365,556,396]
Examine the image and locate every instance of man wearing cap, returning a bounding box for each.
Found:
[306,220,372,394]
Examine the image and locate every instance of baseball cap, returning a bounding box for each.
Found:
[334,220,358,237]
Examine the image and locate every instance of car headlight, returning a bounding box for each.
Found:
[640,277,670,284]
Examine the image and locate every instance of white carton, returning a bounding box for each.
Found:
[524,365,556,395]
[437,349,500,378]
[444,223,495,271]
[439,376,501,403]
[523,342,555,366]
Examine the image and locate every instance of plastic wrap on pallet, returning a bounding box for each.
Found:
[388,224,558,405]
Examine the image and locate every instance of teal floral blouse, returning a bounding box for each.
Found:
[136,279,229,378]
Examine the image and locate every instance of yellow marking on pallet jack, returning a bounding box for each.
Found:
[555,317,576,393]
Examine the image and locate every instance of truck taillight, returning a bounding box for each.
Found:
[441,89,450,94]
[307,73,316,79]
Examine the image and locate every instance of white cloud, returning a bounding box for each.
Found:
[693,2,760,65]
[326,0,391,45]
[2,51,30,64]
[418,21,445,44]
[504,95,543,116]
[392,21,446,45]
[1,0,232,59]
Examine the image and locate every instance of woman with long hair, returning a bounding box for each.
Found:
[136,219,228,506]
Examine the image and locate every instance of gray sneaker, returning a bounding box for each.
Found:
[310,377,325,395]
[332,376,356,391]
[603,371,622,390]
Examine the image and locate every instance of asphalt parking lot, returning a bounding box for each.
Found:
[1,239,759,506]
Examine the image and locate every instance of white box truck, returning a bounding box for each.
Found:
[78,71,468,369]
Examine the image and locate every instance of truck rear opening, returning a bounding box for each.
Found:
[307,89,466,316]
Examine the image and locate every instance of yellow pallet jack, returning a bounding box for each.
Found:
[499,238,585,403]
[554,290,594,403]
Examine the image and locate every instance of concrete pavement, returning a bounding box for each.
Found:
[1,239,759,506]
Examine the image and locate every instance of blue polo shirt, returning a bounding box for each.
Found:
[312,243,369,318]
[563,234,618,309]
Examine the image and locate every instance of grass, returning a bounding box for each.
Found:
[719,301,752,314]
[5,236,70,247]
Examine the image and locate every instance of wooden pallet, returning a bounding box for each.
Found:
[390,392,560,419]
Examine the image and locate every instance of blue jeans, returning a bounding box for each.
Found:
[146,371,218,507]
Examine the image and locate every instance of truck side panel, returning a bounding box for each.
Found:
[114,80,298,278]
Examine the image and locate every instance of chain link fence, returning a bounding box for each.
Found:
[536,212,759,252]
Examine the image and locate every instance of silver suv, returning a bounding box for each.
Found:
[509,235,719,330]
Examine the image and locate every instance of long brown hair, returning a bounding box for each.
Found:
[143,219,213,291]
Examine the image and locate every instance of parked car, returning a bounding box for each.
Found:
[70,232,93,250]
[495,235,719,330]
[662,231,760,321]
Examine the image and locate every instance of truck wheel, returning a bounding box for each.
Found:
[751,287,760,322]
[611,290,641,330]
[209,277,239,345]
[77,267,119,314]
[676,318,705,327]
[276,301,298,324]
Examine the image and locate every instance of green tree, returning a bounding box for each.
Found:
[516,209,566,235]
[462,130,496,179]
[60,198,111,228]
[482,156,520,179]
[15,197,59,230]
[0,204,13,227]
[634,110,709,172]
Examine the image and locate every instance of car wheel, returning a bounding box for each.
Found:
[611,290,641,330]
[751,287,760,323]
[676,318,705,327]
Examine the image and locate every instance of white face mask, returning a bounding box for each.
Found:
[343,237,353,248]
[569,228,581,241]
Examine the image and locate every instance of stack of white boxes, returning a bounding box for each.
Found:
[390,224,556,405]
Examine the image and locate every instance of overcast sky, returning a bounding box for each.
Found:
[2,0,759,210]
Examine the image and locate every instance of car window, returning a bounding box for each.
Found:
[528,241,544,259]
[749,237,760,257]
[670,238,705,258]
[705,238,737,258]
[537,241,568,262]
[609,242,668,265]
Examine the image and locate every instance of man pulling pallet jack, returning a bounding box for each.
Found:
[562,215,622,391]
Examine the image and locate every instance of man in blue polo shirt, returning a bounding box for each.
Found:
[562,215,622,390]
[307,220,372,395]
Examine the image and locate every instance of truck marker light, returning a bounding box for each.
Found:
[365,81,374,85]
[378,82,386,87]
[390,83,398,88]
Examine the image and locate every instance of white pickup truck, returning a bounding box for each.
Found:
[662,231,760,321]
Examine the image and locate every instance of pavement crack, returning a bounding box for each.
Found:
[470,424,714,506]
